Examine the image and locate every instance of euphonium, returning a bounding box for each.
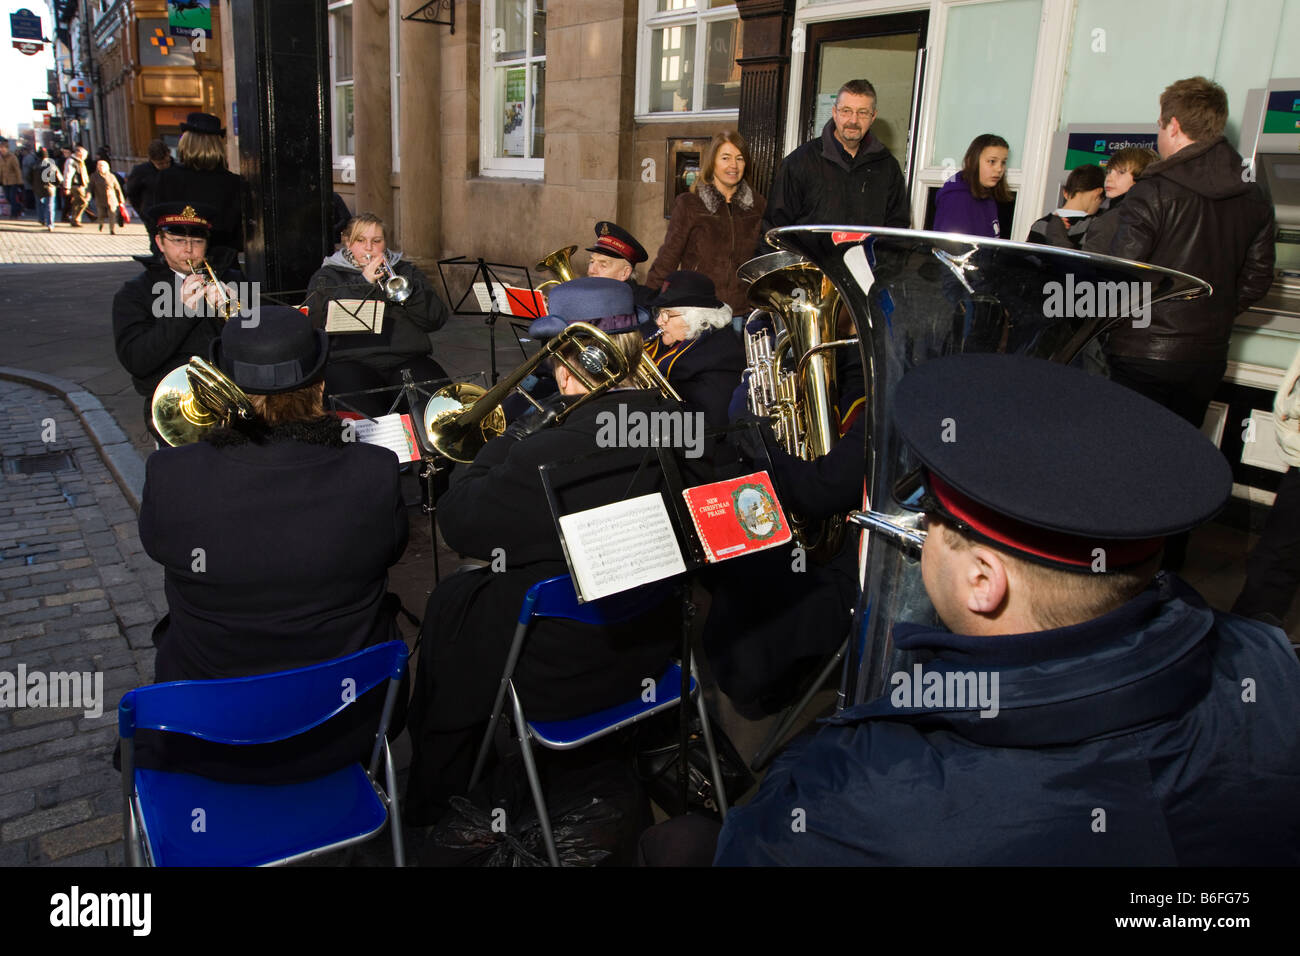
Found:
[535,244,578,295]
[150,356,256,447]
[738,250,859,556]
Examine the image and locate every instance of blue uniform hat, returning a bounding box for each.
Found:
[528,277,640,339]
[892,354,1231,569]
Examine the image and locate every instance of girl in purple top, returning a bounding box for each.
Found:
[933,134,1010,238]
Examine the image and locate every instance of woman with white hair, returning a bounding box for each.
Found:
[644,271,745,430]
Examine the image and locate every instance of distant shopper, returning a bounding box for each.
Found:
[33,148,61,231]
[1082,147,1159,254]
[0,141,22,219]
[64,146,92,227]
[91,159,127,234]
[932,134,1010,238]
[1025,164,1105,248]
[126,139,173,232]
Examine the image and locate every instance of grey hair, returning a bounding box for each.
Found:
[670,305,733,339]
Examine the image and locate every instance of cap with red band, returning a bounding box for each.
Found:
[585,221,647,265]
[891,354,1232,573]
[927,471,1164,570]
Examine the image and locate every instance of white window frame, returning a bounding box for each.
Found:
[634,0,742,122]
[479,0,546,179]
[328,0,355,170]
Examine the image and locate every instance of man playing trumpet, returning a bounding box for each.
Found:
[112,202,244,445]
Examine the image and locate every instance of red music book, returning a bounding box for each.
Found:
[681,471,792,563]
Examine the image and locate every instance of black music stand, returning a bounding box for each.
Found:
[327,368,487,585]
[436,256,543,385]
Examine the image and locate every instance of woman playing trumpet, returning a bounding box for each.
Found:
[306,213,450,418]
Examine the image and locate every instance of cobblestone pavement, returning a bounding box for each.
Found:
[0,380,164,867]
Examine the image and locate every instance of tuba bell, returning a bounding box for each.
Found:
[535,244,578,295]
[150,356,256,447]
[738,250,859,557]
[762,225,1213,710]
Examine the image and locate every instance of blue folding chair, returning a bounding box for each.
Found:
[118,640,408,867]
[468,574,727,866]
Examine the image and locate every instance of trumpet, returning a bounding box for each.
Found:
[365,254,411,302]
[186,258,242,321]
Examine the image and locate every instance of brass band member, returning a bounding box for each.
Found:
[405,278,682,823]
[133,307,409,781]
[644,271,745,431]
[112,203,243,444]
[306,213,450,418]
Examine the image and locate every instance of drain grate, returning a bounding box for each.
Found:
[1,451,79,475]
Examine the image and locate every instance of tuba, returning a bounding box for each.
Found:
[423,321,679,463]
[738,251,859,557]
[535,244,578,296]
[763,225,1211,710]
[150,356,256,447]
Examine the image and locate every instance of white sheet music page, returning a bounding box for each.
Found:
[558,493,686,602]
[326,299,385,334]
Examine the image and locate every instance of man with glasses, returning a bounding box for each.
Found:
[112,202,244,444]
[758,78,910,251]
[713,354,1300,865]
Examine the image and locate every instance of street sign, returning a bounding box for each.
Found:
[10,8,44,55]
[69,78,89,102]
[10,8,42,40]
[32,98,48,110]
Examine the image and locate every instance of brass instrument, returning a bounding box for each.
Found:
[186,258,242,321]
[737,250,859,556]
[367,254,411,303]
[535,244,578,295]
[150,356,256,447]
[424,321,679,463]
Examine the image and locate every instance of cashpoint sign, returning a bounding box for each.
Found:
[1062,131,1158,171]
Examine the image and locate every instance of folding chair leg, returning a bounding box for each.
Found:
[470,622,531,792]
[511,690,560,867]
[750,637,848,773]
[383,738,405,867]
[690,659,729,820]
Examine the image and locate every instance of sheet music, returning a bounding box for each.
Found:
[471,281,511,313]
[352,413,422,463]
[558,493,686,602]
[326,299,385,334]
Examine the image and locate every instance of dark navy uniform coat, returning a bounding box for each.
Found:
[715,575,1300,865]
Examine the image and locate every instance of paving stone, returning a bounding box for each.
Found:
[43,588,107,607]
[0,799,93,841]
[47,846,108,867]
[0,789,36,822]
[0,756,81,794]
[0,719,75,752]
[9,704,84,728]
[37,814,122,860]
[0,842,29,866]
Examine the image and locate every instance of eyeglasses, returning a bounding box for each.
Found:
[162,233,206,246]
[835,107,876,120]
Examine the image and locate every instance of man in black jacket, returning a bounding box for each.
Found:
[111,202,244,443]
[1106,76,1275,427]
[759,78,910,252]
[124,139,172,238]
